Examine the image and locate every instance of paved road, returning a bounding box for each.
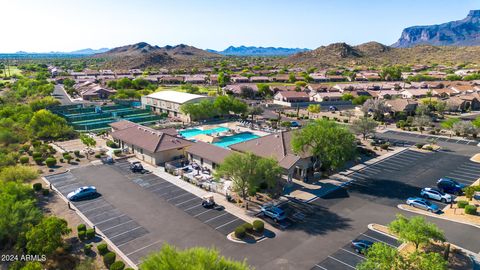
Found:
[52,84,74,105]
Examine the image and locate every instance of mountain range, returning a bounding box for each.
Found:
[14,48,109,55]
[280,41,480,67]
[207,46,309,56]
[93,42,221,69]
[393,10,480,47]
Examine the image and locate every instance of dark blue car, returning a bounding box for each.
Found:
[437,178,465,195]
[351,239,373,254]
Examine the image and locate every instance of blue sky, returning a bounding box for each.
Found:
[2,0,479,52]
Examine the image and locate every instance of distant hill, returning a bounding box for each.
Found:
[69,48,110,55]
[208,46,309,56]
[393,10,480,47]
[93,42,221,69]
[280,41,480,67]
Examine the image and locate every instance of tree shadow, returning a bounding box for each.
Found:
[344,177,421,202]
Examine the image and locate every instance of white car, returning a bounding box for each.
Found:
[420,188,452,203]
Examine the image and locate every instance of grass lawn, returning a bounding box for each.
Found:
[0,66,22,78]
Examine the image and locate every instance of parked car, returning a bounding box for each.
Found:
[351,239,374,254]
[420,187,452,203]
[67,186,97,201]
[290,121,300,128]
[437,178,465,195]
[406,197,440,213]
[201,194,216,208]
[328,106,338,111]
[130,161,146,173]
[260,204,286,222]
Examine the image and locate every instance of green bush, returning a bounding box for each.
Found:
[415,143,425,149]
[464,185,480,200]
[77,224,87,233]
[424,145,433,151]
[32,151,42,159]
[74,150,81,157]
[95,154,102,159]
[42,189,49,196]
[59,158,64,163]
[33,157,44,165]
[125,268,134,270]
[75,158,80,162]
[457,200,468,208]
[113,150,122,156]
[252,220,264,233]
[33,183,42,192]
[242,223,253,233]
[21,144,31,152]
[465,205,477,215]
[84,244,92,254]
[380,143,389,150]
[45,157,57,168]
[103,252,116,267]
[86,228,95,239]
[78,230,86,241]
[234,225,246,239]
[97,243,109,255]
[19,156,29,164]
[110,261,125,270]
[106,140,119,148]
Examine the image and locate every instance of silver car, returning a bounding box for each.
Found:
[420,188,452,203]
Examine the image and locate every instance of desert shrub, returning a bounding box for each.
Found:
[95,154,101,159]
[45,157,57,167]
[457,200,468,208]
[97,243,109,255]
[415,143,425,149]
[464,185,480,200]
[19,156,29,164]
[234,226,246,239]
[74,150,81,157]
[78,230,86,241]
[109,261,125,270]
[103,252,116,267]
[106,140,119,148]
[84,244,92,254]
[113,150,122,156]
[33,183,42,191]
[242,223,253,233]
[380,143,389,150]
[424,145,433,151]
[33,157,44,165]
[59,158,64,163]
[32,152,42,159]
[252,220,264,233]
[465,205,477,215]
[75,158,80,162]
[77,224,86,233]
[42,189,49,196]
[86,228,95,239]
[343,119,348,123]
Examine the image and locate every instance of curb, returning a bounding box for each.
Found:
[41,176,138,270]
[397,204,480,229]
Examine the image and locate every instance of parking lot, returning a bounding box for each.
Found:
[312,229,400,270]
[111,161,247,235]
[383,130,478,146]
[44,172,150,251]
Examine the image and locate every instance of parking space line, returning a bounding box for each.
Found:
[55,182,80,189]
[446,175,475,183]
[110,226,143,239]
[460,164,480,170]
[451,170,479,177]
[82,203,111,214]
[95,214,127,225]
[193,208,213,217]
[74,198,105,208]
[184,204,203,211]
[361,233,395,248]
[327,256,355,269]
[215,218,240,229]
[125,239,164,256]
[156,187,182,197]
[204,212,229,224]
[102,220,135,232]
[314,264,328,270]
[175,196,200,206]
[340,248,364,259]
[149,183,175,192]
[88,208,121,219]
[166,192,192,202]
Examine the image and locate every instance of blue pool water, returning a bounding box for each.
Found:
[214,132,260,148]
[179,126,230,138]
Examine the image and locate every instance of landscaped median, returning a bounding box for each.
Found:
[398,179,480,228]
[227,220,274,244]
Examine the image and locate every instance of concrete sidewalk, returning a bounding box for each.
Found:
[131,158,281,234]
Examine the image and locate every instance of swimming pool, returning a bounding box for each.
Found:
[213,132,260,148]
[179,126,230,138]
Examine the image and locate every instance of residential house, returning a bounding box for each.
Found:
[401,88,431,99]
[273,91,310,106]
[160,76,185,84]
[310,91,343,102]
[385,99,418,116]
[249,76,270,83]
